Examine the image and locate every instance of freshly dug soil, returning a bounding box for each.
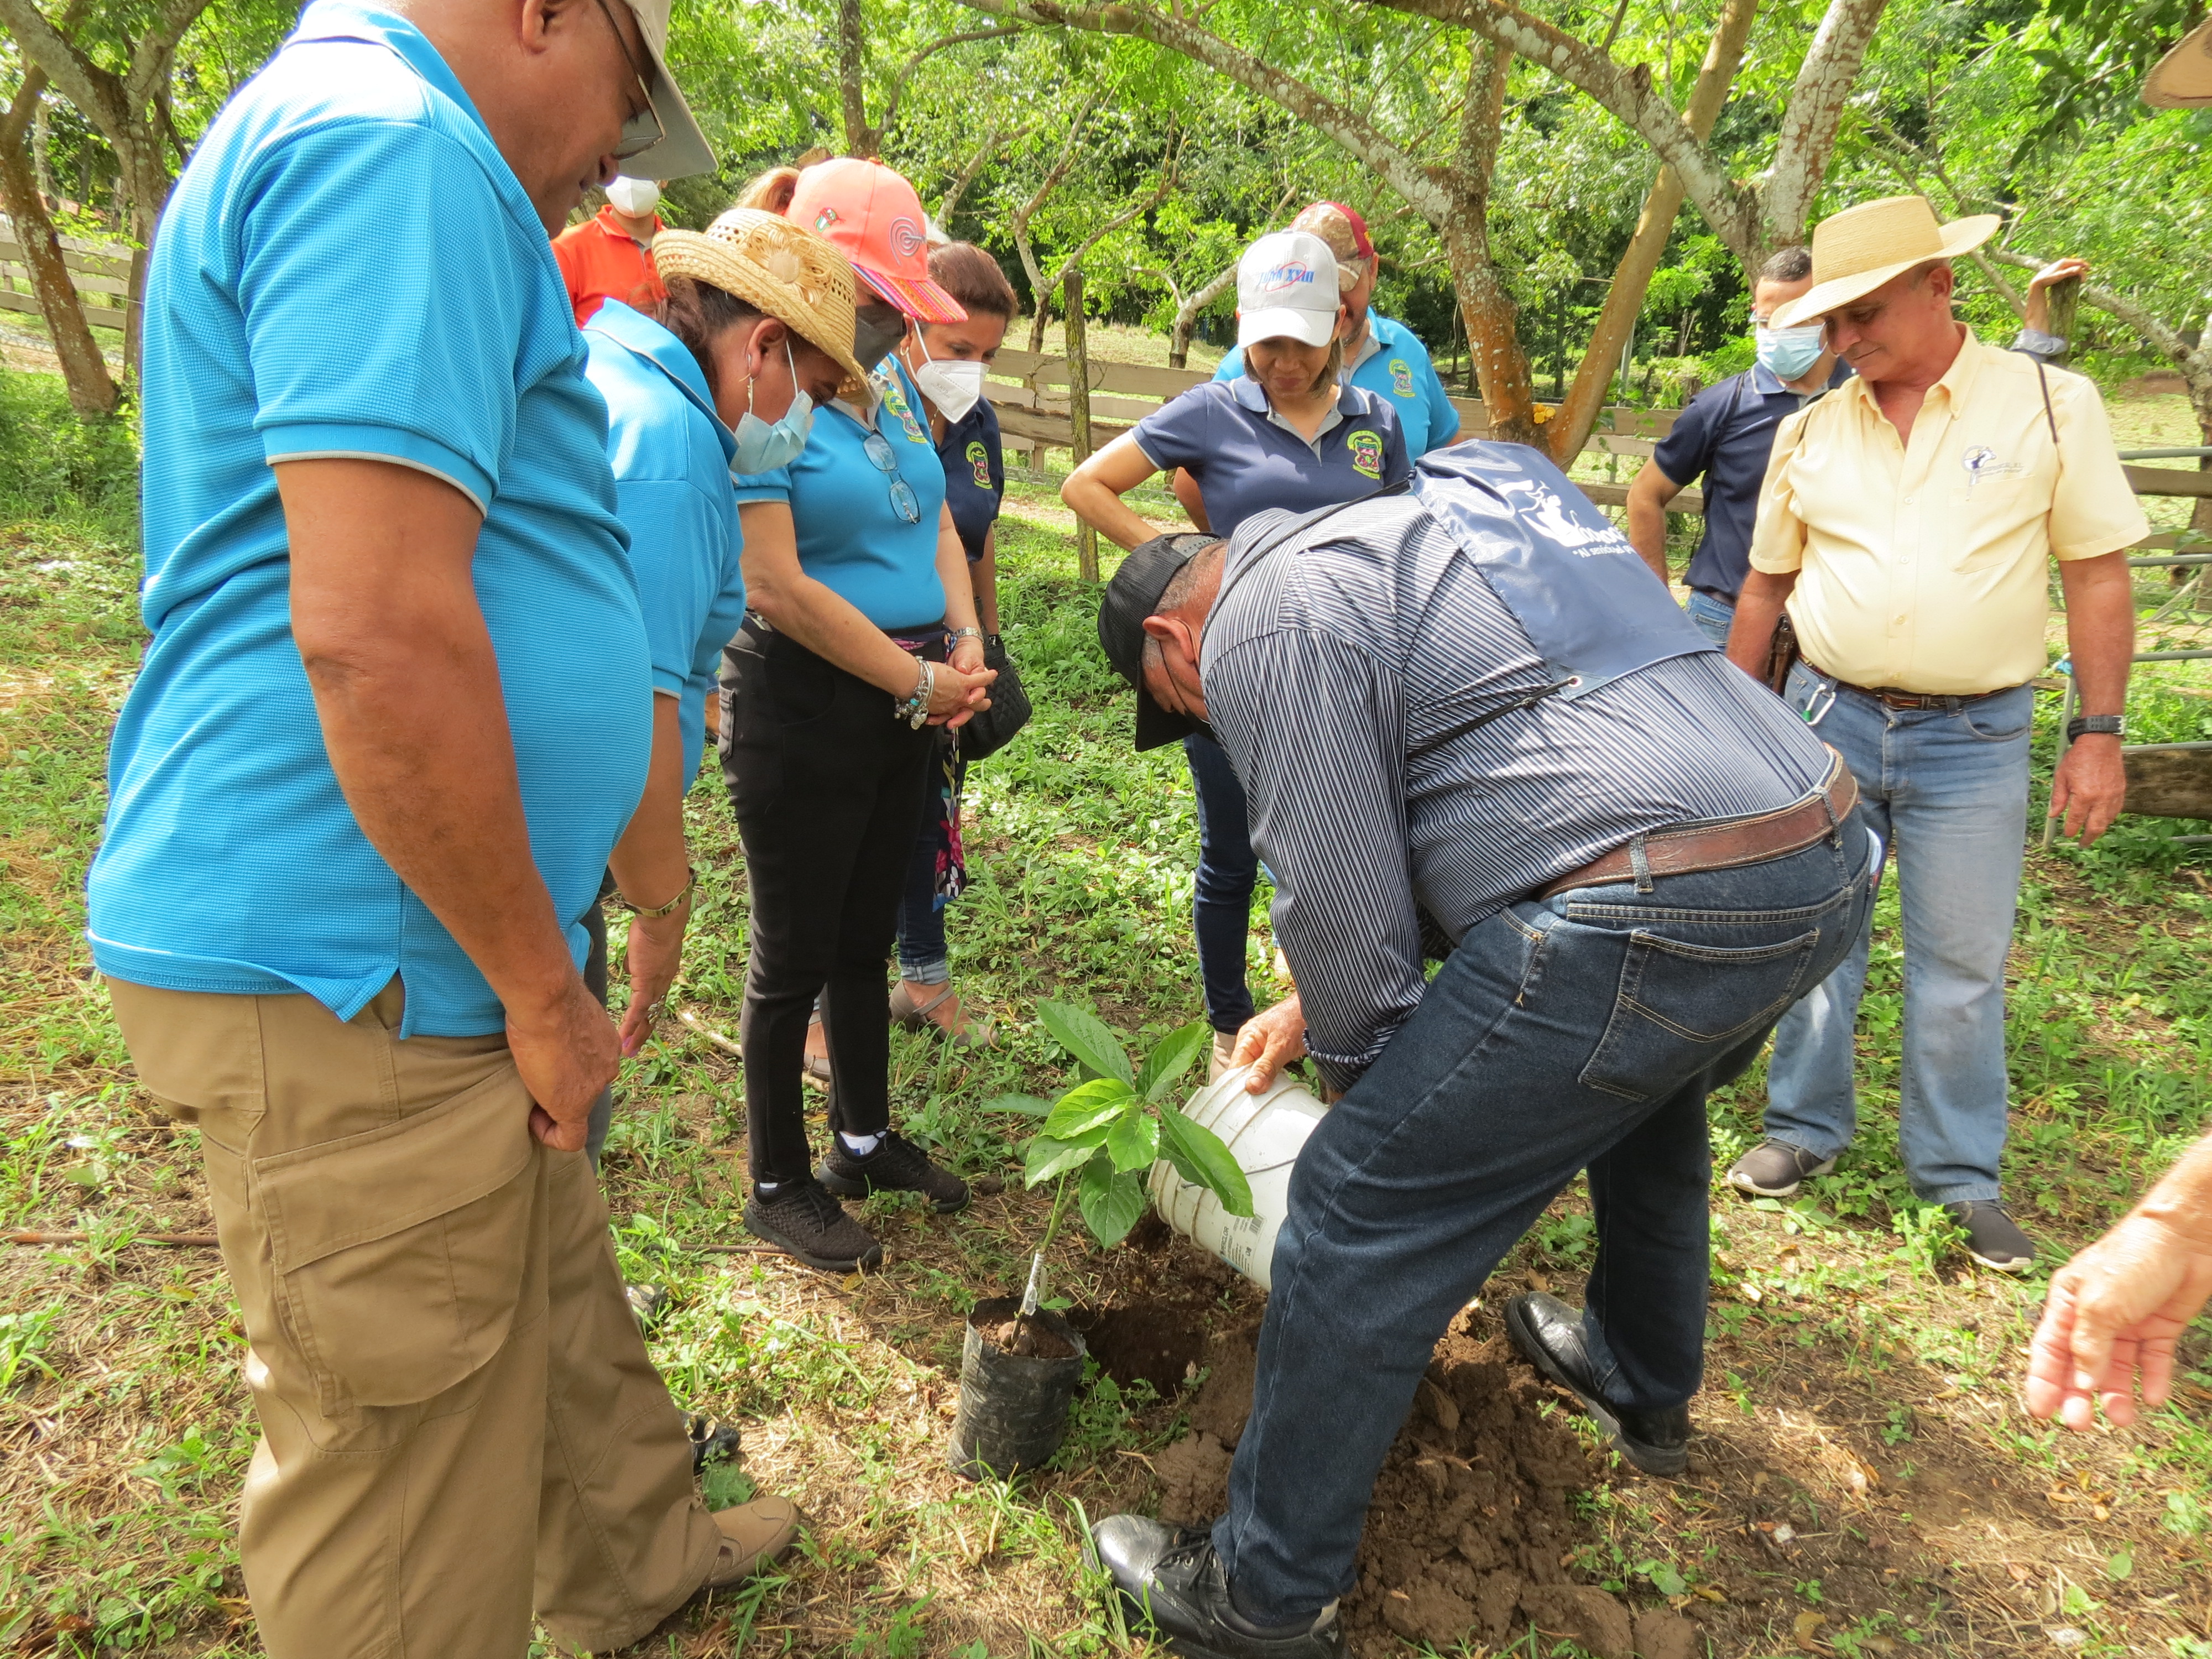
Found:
[1066,1302,1208,1391]
[1150,1311,1699,1659]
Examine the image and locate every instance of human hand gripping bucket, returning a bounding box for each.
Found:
[1147,1066,1329,1291]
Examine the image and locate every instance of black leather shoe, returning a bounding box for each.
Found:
[1504,1292,1689,1476]
[1087,1514,1345,1659]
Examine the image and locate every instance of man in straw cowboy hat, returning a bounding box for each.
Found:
[1722,195,2148,1272]
[84,0,797,1652]
[2018,13,2212,1439]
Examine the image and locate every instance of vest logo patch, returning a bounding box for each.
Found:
[1347,428,1385,479]
[966,439,991,489]
[1389,358,1414,398]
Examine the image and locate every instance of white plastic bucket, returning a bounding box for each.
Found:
[1147,1065,1328,1291]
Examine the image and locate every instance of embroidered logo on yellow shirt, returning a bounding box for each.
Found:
[1963,445,2026,487]
[1390,358,1414,398]
[1348,428,1385,479]
[966,439,991,489]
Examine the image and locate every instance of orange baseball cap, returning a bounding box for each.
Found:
[786,159,967,325]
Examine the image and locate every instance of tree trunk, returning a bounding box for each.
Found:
[837,0,873,156]
[1066,269,1098,581]
[0,71,117,415]
[1444,42,1538,447]
[1548,0,1761,465]
[1170,262,1237,368]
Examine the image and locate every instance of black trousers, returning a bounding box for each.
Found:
[721,618,937,1187]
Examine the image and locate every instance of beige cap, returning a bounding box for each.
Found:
[2146,18,2212,107]
[652,208,868,387]
[1290,201,1373,294]
[1771,195,2002,328]
[613,0,717,181]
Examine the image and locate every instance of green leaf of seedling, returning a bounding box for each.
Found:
[981,1093,1053,1117]
[1037,1000,1135,1088]
[1078,1155,1150,1247]
[1105,1105,1161,1173]
[1158,1105,1253,1218]
[1025,1134,1099,1188]
[1636,1559,1687,1597]
[2106,1547,2133,1582]
[1044,1076,1139,1140]
[1136,1019,1213,1102]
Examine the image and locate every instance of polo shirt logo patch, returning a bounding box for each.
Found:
[966,439,990,488]
[1347,428,1385,479]
[1389,358,1413,398]
[1258,262,1317,293]
[882,377,927,444]
[1962,445,2026,487]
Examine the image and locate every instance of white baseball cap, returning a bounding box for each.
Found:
[1235,229,1342,350]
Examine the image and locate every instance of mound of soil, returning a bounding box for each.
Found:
[1150,1314,1698,1659]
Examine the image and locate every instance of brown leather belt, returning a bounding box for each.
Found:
[1808,661,2012,712]
[1537,752,1860,901]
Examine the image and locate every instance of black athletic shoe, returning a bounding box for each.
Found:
[686,1413,742,1472]
[1087,1515,1345,1659]
[743,1179,884,1272]
[1504,1292,1689,1477]
[816,1131,969,1213]
[1945,1201,2038,1272]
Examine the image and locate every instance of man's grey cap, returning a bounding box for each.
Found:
[1097,532,1224,751]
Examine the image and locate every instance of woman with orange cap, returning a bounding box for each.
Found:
[724,158,996,1272]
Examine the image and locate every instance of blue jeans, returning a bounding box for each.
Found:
[1214,815,1875,1620]
[1185,733,1260,1035]
[1685,588,1735,647]
[1764,665,2033,1203]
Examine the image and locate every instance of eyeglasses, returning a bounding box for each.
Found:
[590,0,665,162]
[863,431,921,524]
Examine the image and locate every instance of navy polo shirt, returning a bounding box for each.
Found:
[1133,377,1411,542]
[1653,358,1853,600]
[87,0,650,1037]
[938,395,1003,563]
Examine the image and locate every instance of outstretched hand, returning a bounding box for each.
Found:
[1229,995,1308,1093]
[2027,1212,2212,1430]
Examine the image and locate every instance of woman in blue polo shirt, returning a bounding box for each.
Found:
[573,208,862,1172]
[1063,228,1410,1077]
[728,160,997,1274]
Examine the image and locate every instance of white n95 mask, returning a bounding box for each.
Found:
[606,176,661,217]
[914,357,986,422]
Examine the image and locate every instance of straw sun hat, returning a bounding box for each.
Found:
[2146,18,2212,107]
[652,208,868,388]
[1770,195,2002,330]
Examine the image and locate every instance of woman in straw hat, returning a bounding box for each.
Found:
[725,157,997,1274]
[572,207,863,1173]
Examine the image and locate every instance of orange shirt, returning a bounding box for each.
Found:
[551,206,665,327]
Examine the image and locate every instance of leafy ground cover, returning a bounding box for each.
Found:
[3,363,2212,1656]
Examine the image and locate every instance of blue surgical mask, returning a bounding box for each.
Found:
[731,340,814,474]
[1756,320,1827,383]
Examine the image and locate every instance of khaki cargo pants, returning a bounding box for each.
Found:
[107,978,723,1658]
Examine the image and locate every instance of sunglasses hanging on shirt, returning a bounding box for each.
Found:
[863,430,921,524]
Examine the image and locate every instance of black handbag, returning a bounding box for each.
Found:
[957,632,1031,761]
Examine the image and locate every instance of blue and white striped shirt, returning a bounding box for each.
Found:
[1203,490,1837,1090]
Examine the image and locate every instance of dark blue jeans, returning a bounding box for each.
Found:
[1213,812,1877,1620]
[1184,732,1260,1035]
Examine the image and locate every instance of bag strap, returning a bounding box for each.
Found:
[2034,358,2060,447]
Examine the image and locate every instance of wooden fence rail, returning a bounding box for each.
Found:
[0,216,137,336]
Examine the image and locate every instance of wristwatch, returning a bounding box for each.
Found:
[2067,714,2125,741]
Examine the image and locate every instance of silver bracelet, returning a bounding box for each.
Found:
[895,658,934,729]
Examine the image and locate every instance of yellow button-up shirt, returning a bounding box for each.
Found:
[1749,331,2148,695]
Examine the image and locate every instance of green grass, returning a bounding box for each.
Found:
[6,360,2212,1656]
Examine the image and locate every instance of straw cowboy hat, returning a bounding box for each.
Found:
[1770,196,2002,330]
[2146,18,2212,107]
[653,208,869,388]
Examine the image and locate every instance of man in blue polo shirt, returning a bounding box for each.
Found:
[1209,200,1461,456]
[1625,247,1851,643]
[85,1,793,1652]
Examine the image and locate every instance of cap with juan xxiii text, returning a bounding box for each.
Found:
[1097,533,1224,751]
[610,0,717,181]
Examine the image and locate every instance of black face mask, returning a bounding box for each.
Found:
[851,304,907,373]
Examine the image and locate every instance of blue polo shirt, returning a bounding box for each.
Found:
[584,301,743,765]
[1213,310,1461,456]
[939,395,1004,564]
[1652,358,1854,600]
[1134,377,1411,542]
[86,0,650,1038]
[732,359,949,628]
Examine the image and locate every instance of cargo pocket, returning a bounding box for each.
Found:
[1580,929,1819,1103]
[255,1064,537,1412]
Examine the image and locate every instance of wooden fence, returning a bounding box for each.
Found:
[0,215,137,337]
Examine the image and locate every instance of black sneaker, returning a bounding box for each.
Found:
[1504,1292,1689,1477]
[743,1179,885,1271]
[1087,1514,1345,1659]
[816,1131,969,1214]
[1725,1139,1838,1199]
[1944,1201,2038,1272]
[686,1413,742,1472]
[625,1282,671,1332]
